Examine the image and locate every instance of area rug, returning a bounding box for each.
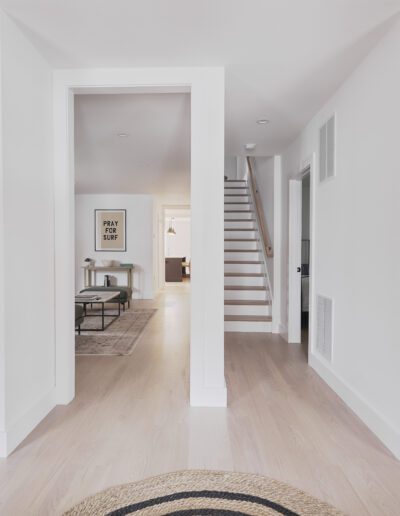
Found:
[64,470,342,515]
[75,308,156,356]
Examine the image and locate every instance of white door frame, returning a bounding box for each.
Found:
[288,179,302,343]
[53,68,227,408]
[287,154,316,357]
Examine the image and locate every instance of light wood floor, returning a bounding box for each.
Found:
[0,285,400,515]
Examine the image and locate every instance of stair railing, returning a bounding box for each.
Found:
[246,156,273,258]
[246,156,274,298]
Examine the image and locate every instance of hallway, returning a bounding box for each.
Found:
[0,289,399,515]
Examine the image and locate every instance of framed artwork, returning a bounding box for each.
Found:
[95,209,126,252]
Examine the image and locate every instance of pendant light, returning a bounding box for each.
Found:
[167,217,176,236]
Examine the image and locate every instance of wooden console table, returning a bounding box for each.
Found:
[82,265,134,288]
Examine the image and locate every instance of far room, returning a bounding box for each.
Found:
[164,207,191,285]
[73,91,191,356]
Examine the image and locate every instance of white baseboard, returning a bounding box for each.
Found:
[190,385,227,408]
[310,353,400,460]
[279,323,288,341]
[272,319,280,334]
[0,388,56,457]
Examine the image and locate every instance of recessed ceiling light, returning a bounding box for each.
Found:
[117,133,129,137]
[245,143,256,151]
[257,119,270,125]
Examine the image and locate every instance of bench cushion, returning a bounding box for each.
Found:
[80,286,132,302]
[75,304,84,325]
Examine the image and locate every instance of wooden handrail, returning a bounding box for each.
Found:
[246,156,273,258]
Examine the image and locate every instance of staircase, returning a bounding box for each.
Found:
[224,179,272,332]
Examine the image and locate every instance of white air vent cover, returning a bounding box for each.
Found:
[319,115,336,182]
[316,295,333,362]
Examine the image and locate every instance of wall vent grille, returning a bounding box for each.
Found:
[316,295,333,362]
[319,115,336,182]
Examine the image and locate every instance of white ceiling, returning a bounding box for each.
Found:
[74,93,190,195]
[2,0,400,193]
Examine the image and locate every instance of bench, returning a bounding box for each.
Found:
[79,286,132,310]
[75,304,85,334]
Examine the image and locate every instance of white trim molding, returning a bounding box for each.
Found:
[53,67,227,409]
[310,353,400,459]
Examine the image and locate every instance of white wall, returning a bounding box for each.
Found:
[280,20,400,458]
[224,155,237,180]
[0,13,54,456]
[165,217,191,260]
[75,194,154,299]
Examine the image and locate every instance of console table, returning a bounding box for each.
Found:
[82,265,134,288]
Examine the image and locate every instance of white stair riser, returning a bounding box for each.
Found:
[224,195,250,203]
[224,320,272,332]
[224,263,263,274]
[225,289,268,301]
[224,304,272,317]
[224,203,252,211]
[224,230,257,239]
[224,276,265,287]
[225,241,258,250]
[224,251,261,261]
[224,220,255,229]
[224,188,248,195]
[224,212,254,220]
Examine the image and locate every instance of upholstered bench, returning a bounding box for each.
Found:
[75,304,85,334]
[80,286,132,309]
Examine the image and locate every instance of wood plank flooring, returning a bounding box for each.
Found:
[0,285,399,515]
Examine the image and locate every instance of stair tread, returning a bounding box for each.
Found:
[225,180,247,183]
[225,300,271,305]
[224,187,249,190]
[224,210,253,213]
[224,315,272,322]
[224,202,252,204]
[224,219,256,222]
[225,228,257,231]
[224,194,249,196]
[224,261,262,264]
[225,249,261,253]
[225,273,264,277]
[225,238,258,242]
[224,285,268,291]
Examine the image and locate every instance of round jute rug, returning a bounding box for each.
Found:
[64,470,343,516]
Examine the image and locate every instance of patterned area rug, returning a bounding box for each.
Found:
[75,308,156,356]
[64,470,342,515]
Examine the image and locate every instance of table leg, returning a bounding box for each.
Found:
[102,302,105,330]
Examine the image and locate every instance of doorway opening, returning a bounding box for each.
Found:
[301,172,311,355]
[73,91,191,355]
[164,207,191,287]
[54,68,226,408]
[288,156,314,357]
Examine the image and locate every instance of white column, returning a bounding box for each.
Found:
[190,69,226,406]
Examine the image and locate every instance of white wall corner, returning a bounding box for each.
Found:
[0,388,56,457]
[309,353,400,460]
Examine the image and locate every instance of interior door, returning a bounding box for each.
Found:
[288,179,302,343]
